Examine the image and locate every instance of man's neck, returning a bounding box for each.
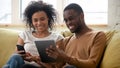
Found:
[75,26,92,38]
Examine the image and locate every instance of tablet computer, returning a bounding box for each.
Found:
[35,40,56,63]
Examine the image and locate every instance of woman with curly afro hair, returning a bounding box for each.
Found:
[3,1,63,68]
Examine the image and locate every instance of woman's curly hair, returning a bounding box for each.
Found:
[23,1,57,30]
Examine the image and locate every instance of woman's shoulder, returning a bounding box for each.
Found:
[19,30,33,37]
[20,29,32,34]
[50,32,64,41]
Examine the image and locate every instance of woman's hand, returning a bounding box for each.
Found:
[14,50,32,61]
[15,50,26,57]
[32,56,41,64]
[32,56,54,68]
[15,50,25,54]
[29,55,53,68]
[23,52,33,62]
[23,52,41,62]
[46,45,67,62]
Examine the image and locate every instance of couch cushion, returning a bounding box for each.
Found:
[0,28,20,68]
[100,30,120,68]
[61,30,73,37]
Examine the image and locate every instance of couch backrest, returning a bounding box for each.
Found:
[0,28,20,68]
[100,30,120,68]
[1,28,120,68]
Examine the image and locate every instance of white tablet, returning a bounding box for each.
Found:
[35,40,56,63]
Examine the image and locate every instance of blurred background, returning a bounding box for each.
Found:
[0,0,120,31]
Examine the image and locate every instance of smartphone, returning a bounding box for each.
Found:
[16,45,26,54]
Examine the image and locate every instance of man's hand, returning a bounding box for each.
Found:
[46,45,67,62]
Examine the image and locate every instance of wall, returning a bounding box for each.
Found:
[108,0,120,28]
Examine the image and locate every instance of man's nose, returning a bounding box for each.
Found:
[66,20,72,25]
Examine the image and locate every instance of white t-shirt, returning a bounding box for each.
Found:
[19,30,64,56]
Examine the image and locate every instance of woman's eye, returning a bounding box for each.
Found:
[33,19,38,22]
[40,18,45,21]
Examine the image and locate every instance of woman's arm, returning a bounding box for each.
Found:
[17,36,24,46]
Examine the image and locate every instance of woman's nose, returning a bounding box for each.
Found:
[37,21,41,24]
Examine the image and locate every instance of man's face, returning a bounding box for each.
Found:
[63,9,82,33]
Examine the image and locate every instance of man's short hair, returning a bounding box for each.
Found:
[64,3,83,14]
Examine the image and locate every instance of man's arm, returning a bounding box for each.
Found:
[63,32,106,68]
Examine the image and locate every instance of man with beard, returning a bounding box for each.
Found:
[46,3,106,68]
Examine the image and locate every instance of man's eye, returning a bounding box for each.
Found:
[69,17,74,21]
[64,19,67,23]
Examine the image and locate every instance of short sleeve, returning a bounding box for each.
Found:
[18,31,26,40]
[18,30,31,41]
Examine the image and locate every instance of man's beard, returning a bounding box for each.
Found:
[73,25,82,33]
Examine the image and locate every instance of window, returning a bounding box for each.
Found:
[64,0,108,25]
[0,0,11,24]
[0,0,108,25]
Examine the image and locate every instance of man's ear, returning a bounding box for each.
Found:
[79,13,84,23]
[80,13,84,19]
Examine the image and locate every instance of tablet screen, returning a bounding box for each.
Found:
[35,40,56,63]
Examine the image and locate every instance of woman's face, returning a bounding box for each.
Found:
[32,11,49,32]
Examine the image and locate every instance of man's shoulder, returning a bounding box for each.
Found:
[63,35,73,44]
[91,30,105,36]
[91,30,106,40]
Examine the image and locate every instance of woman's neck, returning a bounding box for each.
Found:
[33,30,50,38]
